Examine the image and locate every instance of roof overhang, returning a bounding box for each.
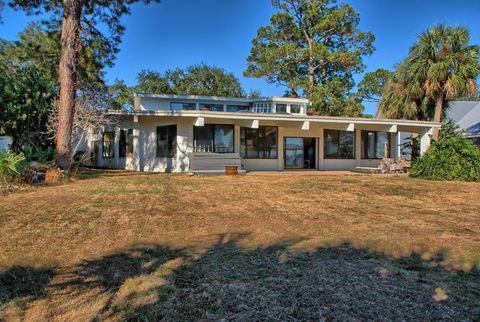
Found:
[109,110,440,131]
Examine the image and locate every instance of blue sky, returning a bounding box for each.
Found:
[1,0,480,114]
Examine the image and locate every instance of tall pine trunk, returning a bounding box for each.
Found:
[56,0,82,171]
[432,94,444,140]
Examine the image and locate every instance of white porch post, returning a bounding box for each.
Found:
[420,128,433,155]
[132,115,141,172]
[318,128,324,170]
[114,127,120,168]
[355,128,362,167]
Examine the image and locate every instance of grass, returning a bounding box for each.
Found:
[0,169,479,320]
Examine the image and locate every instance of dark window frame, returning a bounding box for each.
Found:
[119,129,134,158]
[240,126,278,159]
[199,103,224,112]
[193,124,235,153]
[156,125,177,158]
[102,131,115,159]
[361,130,391,159]
[323,129,355,160]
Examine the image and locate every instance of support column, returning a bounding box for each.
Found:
[114,128,120,168]
[318,128,324,170]
[420,128,433,155]
[355,128,362,167]
[132,115,141,171]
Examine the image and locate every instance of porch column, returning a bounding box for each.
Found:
[114,127,120,168]
[318,128,324,170]
[355,128,362,167]
[132,115,141,172]
[420,128,433,155]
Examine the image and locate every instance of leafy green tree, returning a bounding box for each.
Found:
[167,64,245,97]
[135,70,172,95]
[379,25,480,138]
[357,68,394,102]
[5,0,160,171]
[245,0,375,115]
[0,58,58,152]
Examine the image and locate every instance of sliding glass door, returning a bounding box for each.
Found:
[284,137,316,169]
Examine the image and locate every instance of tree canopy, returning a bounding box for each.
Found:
[244,0,374,116]
[379,25,480,129]
[110,64,251,110]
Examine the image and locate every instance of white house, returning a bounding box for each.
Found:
[446,101,480,147]
[89,93,439,173]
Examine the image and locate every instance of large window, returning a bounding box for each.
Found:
[171,102,196,111]
[200,103,224,111]
[157,125,177,158]
[226,105,250,112]
[275,104,287,113]
[102,131,115,159]
[119,129,133,158]
[240,126,278,159]
[290,105,302,114]
[361,131,390,159]
[324,130,354,159]
[194,124,234,153]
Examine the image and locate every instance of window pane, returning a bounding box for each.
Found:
[262,126,277,158]
[227,105,250,112]
[102,132,115,158]
[167,125,177,157]
[214,125,234,153]
[290,105,301,113]
[244,128,259,158]
[194,125,214,152]
[339,131,354,159]
[200,103,223,111]
[127,129,134,157]
[171,102,196,111]
[376,132,389,158]
[156,126,168,157]
[324,130,339,158]
[119,130,127,158]
[276,104,287,113]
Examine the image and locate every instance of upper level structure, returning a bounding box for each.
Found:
[133,93,310,116]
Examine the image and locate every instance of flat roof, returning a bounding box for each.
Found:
[134,93,310,104]
[109,110,440,129]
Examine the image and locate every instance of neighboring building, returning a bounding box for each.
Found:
[446,101,480,147]
[89,94,439,172]
[0,136,12,151]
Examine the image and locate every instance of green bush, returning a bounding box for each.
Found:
[0,150,26,183]
[410,137,480,181]
[23,146,55,163]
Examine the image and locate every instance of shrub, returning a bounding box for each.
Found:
[410,137,480,181]
[0,151,26,183]
[23,146,55,163]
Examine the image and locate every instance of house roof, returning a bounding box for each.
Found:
[109,109,439,132]
[447,101,480,137]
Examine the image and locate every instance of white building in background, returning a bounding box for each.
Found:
[88,93,439,173]
[0,136,12,151]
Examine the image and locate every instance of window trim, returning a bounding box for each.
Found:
[361,130,391,159]
[240,126,278,159]
[156,124,177,158]
[323,129,355,160]
[102,131,115,159]
[193,124,235,154]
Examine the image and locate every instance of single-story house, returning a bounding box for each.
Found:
[447,101,480,147]
[89,94,439,172]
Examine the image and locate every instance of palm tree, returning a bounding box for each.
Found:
[380,25,480,138]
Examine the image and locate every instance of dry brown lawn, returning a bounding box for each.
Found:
[0,169,479,321]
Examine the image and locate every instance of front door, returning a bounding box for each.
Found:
[284,137,316,169]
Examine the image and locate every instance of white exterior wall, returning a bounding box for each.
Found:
[93,110,435,172]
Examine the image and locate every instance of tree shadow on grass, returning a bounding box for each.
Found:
[0,236,479,321]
